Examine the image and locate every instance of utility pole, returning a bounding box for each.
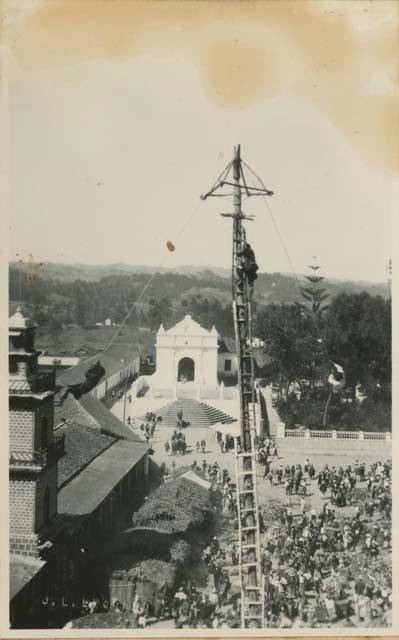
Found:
[202,145,273,628]
[122,343,130,425]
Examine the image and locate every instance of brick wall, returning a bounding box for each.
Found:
[10,396,55,453]
[9,401,34,451]
[9,532,40,558]
[9,394,58,549]
[9,475,36,534]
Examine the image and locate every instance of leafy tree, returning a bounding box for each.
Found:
[324,292,391,393]
[256,303,313,398]
[148,297,172,331]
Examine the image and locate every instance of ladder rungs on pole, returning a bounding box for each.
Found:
[245,586,263,591]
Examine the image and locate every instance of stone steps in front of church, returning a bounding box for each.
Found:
[199,402,237,425]
[139,398,236,429]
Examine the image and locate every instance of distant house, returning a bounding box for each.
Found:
[105,318,112,327]
[217,337,238,380]
[217,337,272,381]
[38,354,80,372]
[58,345,140,400]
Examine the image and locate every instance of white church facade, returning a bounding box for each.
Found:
[135,315,238,400]
[155,315,219,387]
[129,315,267,437]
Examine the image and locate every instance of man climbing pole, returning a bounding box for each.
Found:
[239,242,259,297]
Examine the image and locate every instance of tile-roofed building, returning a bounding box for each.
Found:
[56,422,117,489]
[9,311,150,628]
[58,347,140,400]
[78,393,143,442]
[54,389,145,488]
[58,439,149,517]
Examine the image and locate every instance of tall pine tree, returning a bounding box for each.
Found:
[297,258,330,392]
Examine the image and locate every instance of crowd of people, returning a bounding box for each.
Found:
[128,411,162,443]
[187,451,392,628]
[259,470,392,626]
[170,582,239,629]
[156,417,393,628]
[88,387,394,630]
[58,446,391,630]
[252,452,392,627]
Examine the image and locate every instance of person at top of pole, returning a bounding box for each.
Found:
[238,242,259,297]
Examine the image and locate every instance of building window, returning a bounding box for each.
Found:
[224,359,232,372]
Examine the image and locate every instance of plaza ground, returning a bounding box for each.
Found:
[111,393,391,519]
[110,392,392,629]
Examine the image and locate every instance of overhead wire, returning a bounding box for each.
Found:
[242,159,334,366]
[102,197,204,354]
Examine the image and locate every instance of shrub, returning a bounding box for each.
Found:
[169,540,191,565]
[131,477,213,536]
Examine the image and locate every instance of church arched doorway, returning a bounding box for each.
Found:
[177,357,195,382]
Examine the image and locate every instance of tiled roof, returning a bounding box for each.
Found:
[54,390,144,489]
[58,440,148,516]
[218,337,237,353]
[78,394,143,442]
[54,390,97,429]
[57,422,116,489]
[54,392,117,487]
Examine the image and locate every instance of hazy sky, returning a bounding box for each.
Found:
[6,0,398,282]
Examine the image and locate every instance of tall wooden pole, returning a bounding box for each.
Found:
[232,145,261,628]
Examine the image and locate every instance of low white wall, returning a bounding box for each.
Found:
[275,423,391,453]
